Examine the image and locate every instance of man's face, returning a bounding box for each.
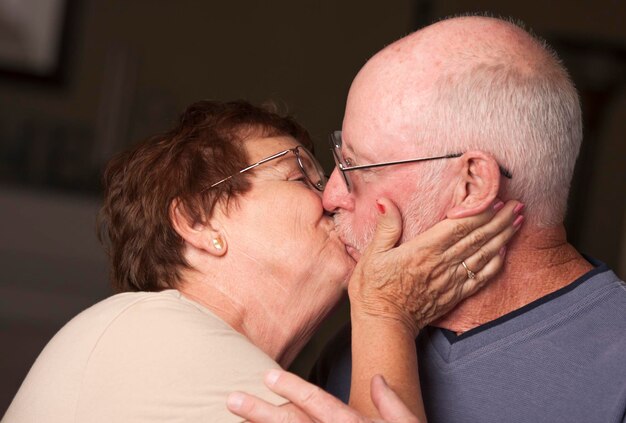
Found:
[323,49,458,261]
[322,112,450,261]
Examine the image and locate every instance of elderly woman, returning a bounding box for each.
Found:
[4,101,521,422]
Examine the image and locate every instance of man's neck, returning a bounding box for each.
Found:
[434,224,594,334]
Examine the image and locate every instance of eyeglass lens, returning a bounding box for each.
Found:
[296,147,326,191]
[330,131,352,192]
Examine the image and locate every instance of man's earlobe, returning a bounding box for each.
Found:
[446,151,500,219]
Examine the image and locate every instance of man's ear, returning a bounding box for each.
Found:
[446,151,500,219]
[169,199,227,257]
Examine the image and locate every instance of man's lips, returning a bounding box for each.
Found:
[346,245,361,260]
[339,236,361,261]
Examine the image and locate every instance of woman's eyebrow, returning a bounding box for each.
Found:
[252,153,296,174]
[275,154,297,167]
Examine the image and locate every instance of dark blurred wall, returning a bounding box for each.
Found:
[0,0,624,415]
[0,0,416,178]
[0,0,416,413]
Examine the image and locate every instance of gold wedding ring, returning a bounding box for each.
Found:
[462,261,476,279]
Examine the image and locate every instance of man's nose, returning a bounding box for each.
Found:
[323,168,354,212]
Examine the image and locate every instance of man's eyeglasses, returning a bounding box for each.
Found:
[329,130,512,193]
[208,145,327,191]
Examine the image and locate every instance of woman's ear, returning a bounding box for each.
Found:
[169,199,228,257]
[446,151,500,219]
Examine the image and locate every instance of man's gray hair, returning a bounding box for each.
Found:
[420,30,582,227]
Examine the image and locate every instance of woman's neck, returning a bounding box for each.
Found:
[434,224,594,334]
[178,270,324,368]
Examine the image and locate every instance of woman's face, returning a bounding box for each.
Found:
[219,135,354,326]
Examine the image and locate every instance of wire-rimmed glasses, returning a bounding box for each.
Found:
[329,130,512,193]
[209,145,327,191]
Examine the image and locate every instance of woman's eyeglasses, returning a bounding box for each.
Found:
[208,146,327,192]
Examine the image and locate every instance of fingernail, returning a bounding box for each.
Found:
[513,215,524,229]
[373,374,389,390]
[492,200,505,212]
[513,203,525,214]
[378,374,388,386]
[376,200,386,215]
[499,246,507,257]
[265,369,281,387]
[227,392,245,410]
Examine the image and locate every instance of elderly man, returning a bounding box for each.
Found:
[228,15,626,423]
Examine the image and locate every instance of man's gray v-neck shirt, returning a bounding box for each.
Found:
[314,261,626,423]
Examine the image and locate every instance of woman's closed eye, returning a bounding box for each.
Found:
[290,176,308,185]
[287,171,315,189]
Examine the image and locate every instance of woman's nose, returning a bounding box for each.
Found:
[322,169,354,212]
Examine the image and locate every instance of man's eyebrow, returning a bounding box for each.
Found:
[340,137,358,157]
[343,143,356,155]
[342,139,372,164]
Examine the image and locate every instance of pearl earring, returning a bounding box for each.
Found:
[212,237,223,250]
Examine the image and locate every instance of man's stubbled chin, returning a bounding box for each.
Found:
[333,213,375,263]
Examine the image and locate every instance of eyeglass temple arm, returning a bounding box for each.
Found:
[209,150,291,188]
[339,153,462,171]
[339,153,512,179]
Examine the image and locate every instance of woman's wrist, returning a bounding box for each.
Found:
[349,295,421,338]
[347,264,430,336]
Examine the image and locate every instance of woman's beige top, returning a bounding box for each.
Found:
[3,290,287,422]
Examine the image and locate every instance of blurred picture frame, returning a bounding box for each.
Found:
[0,0,73,84]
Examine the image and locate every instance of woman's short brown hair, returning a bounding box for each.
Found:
[98,100,313,293]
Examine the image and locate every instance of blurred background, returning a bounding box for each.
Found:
[0,0,624,414]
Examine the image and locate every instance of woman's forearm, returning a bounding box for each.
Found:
[349,308,426,422]
[344,197,521,421]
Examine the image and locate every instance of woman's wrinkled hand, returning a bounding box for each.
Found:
[348,198,524,336]
[227,369,421,423]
